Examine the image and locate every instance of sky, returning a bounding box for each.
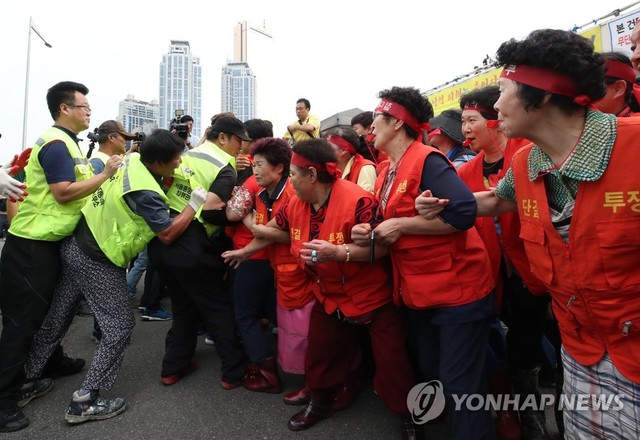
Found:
[0,0,631,164]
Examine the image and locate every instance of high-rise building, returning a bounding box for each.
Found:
[159,40,202,138]
[230,22,275,122]
[118,95,159,134]
[221,62,256,122]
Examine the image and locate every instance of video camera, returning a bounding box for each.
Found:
[85,128,145,158]
[170,109,190,140]
[133,131,146,143]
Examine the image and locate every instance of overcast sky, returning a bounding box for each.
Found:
[0,0,629,164]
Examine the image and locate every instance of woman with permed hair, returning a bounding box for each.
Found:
[352,86,497,440]
[417,28,640,439]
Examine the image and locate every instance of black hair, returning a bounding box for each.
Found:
[495,29,606,113]
[47,81,89,120]
[377,87,434,139]
[351,111,374,128]
[459,86,500,120]
[244,119,273,141]
[324,126,376,162]
[250,137,292,177]
[180,115,194,123]
[139,129,184,164]
[296,98,311,110]
[292,139,338,183]
[602,51,640,112]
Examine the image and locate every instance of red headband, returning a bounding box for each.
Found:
[327,135,357,155]
[291,152,341,179]
[605,59,636,84]
[427,128,441,140]
[500,64,591,106]
[375,99,431,134]
[463,101,498,116]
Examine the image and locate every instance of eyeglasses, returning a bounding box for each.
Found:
[372,111,385,120]
[68,104,91,112]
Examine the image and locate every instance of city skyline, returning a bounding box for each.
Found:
[1,1,621,163]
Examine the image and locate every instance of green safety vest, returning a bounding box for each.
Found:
[81,153,168,268]
[10,126,94,241]
[166,141,235,237]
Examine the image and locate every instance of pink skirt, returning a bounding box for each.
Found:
[277,300,315,374]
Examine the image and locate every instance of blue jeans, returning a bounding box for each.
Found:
[126,249,148,300]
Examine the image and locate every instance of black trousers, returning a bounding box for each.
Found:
[147,222,245,382]
[140,259,166,310]
[0,234,61,409]
[501,273,550,370]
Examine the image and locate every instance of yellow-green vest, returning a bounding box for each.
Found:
[10,126,94,241]
[166,141,236,237]
[81,153,168,268]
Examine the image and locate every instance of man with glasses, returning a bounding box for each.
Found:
[0,81,123,432]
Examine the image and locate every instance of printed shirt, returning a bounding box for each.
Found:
[496,110,617,212]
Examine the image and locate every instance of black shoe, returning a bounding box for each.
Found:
[17,378,53,408]
[42,353,85,378]
[0,407,29,433]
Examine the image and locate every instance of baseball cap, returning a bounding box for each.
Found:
[210,116,252,142]
[97,120,136,140]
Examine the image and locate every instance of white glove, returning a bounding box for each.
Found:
[188,186,207,212]
[0,169,27,202]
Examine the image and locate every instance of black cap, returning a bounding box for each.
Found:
[428,110,465,145]
[210,116,251,141]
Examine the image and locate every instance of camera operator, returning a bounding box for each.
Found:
[170,114,195,154]
[88,121,134,173]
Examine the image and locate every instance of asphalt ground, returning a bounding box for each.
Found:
[1,307,564,440]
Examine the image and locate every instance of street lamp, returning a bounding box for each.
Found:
[22,17,52,150]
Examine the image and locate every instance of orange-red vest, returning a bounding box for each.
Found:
[512,117,640,382]
[377,141,494,309]
[286,179,392,316]
[345,154,376,186]
[255,179,314,309]
[458,138,547,311]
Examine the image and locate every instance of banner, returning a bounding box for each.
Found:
[606,11,640,56]
[427,7,636,115]
[428,69,502,115]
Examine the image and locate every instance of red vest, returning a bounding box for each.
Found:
[225,175,268,260]
[286,179,392,316]
[255,179,314,309]
[345,154,376,186]
[377,141,494,309]
[512,117,640,382]
[458,138,547,311]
